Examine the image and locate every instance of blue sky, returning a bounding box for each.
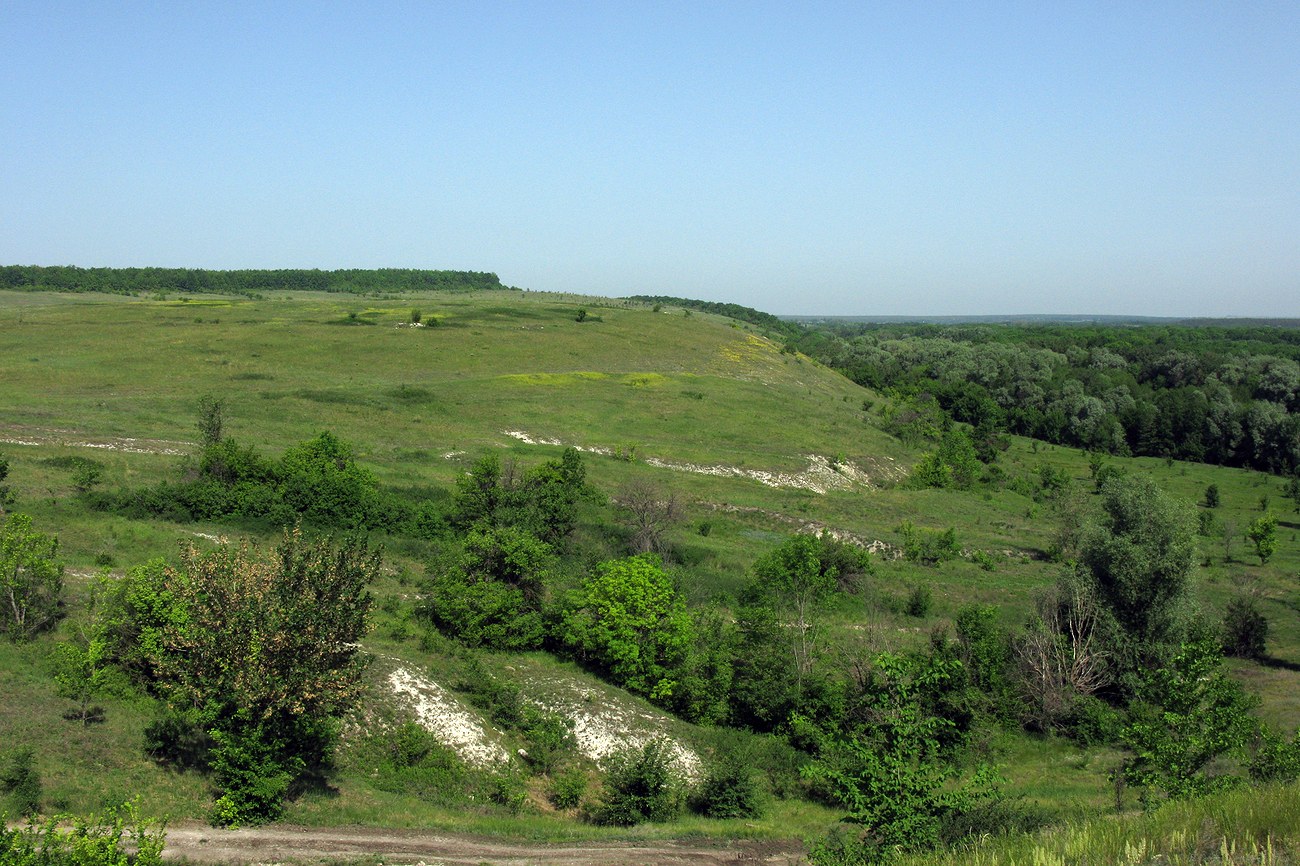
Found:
[2,2,1296,316]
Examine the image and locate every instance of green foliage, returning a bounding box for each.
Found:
[196,394,225,447]
[804,653,1002,864]
[1079,474,1196,683]
[912,428,981,490]
[1249,728,1300,783]
[953,604,1016,722]
[120,528,377,824]
[903,584,933,618]
[557,554,692,704]
[0,749,41,818]
[693,745,764,819]
[1246,513,1278,564]
[897,522,960,566]
[451,448,590,544]
[589,739,683,826]
[423,525,551,650]
[1,264,503,297]
[548,768,588,810]
[0,802,165,866]
[359,722,477,807]
[1204,483,1220,508]
[0,513,63,641]
[1221,595,1269,660]
[574,308,587,323]
[0,468,11,514]
[1120,639,1259,804]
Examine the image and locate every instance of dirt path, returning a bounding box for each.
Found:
[161,822,805,865]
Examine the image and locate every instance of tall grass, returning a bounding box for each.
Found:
[896,782,1300,866]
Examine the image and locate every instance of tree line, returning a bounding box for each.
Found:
[793,322,1300,476]
[0,265,507,298]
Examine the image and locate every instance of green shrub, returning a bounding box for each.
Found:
[1249,729,1300,783]
[1204,483,1220,508]
[0,802,165,865]
[489,772,528,814]
[548,768,588,810]
[589,739,683,826]
[693,746,764,819]
[904,584,933,618]
[0,749,41,818]
[1222,596,1268,660]
[897,522,960,566]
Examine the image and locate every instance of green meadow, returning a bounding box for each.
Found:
[2,288,1299,858]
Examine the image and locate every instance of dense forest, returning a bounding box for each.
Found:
[0,265,507,298]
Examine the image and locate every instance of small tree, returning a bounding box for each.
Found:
[1221,596,1268,660]
[1120,638,1257,804]
[1246,514,1278,564]
[804,653,1001,863]
[0,513,63,641]
[0,452,12,514]
[196,394,226,447]
[1204,483,1220,508]
[558,554,692,703]
[134,528,377,824]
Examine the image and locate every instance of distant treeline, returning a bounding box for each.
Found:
[0,265,507,298]
[626,295,799,335]
[789,322,1300,476]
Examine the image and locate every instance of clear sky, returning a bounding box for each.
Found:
[2,2,1297,316]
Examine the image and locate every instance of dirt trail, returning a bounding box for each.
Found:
[161,822,804,865]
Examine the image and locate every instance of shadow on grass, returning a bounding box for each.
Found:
[1259,655,1300,673]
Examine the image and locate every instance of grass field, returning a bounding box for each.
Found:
[2,288,1299,851]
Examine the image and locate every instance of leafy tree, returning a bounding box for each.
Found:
[1246,514,1278,564]
[423,525,551,650]
[278,432,383,529]
[1204,483,1220,508]
[0,513,63,641]
[1078,475,1196,685]
[912,428,981,490]
[805,653,1001,864]
[693,743,764,819]
[451,448,590,544]
[1120,638,1258,804]
[557,554,692,703]
[196,394,226,447]
[129,528,377,824]
[751,534,859,697]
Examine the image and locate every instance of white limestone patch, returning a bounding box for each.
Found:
[501,430,890,492]
[526,680,701,780]
[387,665,510,768]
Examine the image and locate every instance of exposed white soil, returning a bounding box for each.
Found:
[520,678,702,780]
[502,430,900,493]
[386,663,511,768]
[0,425,190,455]
[705,503,903,559]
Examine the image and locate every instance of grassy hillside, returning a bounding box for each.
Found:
[2,288,1299,855]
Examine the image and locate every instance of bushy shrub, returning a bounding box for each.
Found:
[904,584,933,618]
[1222,596,1268,660]
[548,768,587,809]
[0,802,165,865]
[1249,728,1300,783]
[589,739,683,826]
[0,749,41,817]
[693,746,764,819]
[897,522,960,566]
